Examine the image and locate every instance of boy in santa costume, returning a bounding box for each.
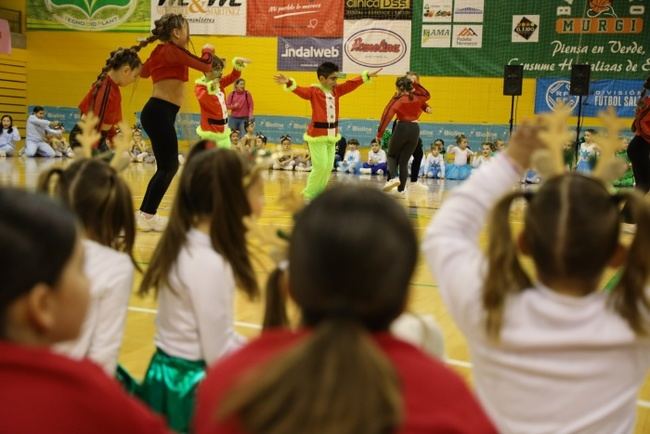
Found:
[195,56,249,148]
[274,62,380,199]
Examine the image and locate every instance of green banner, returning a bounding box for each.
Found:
[27,0,149,32]
[411,0,649,78]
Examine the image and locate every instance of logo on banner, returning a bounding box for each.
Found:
[421,25,451,47]
[423,0,452,22]
[278,37,343,71]
[452,25,482,47]
[344,0,412,20]
[512,15,539,42]
[453,0,484,23]
[44,0,137,30]
[555,0,644,34]
[344,28,407,68]
[153,0,246,35]
[545,80,579,111]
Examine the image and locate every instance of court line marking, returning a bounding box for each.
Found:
[127,306,650,409]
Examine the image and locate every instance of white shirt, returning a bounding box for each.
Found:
[57,240,134,374]
[0,127,20,149]
[367,149,387,164]
[424,154,445,175]
[472,154,491,168]
[155,229,245,364]
[26,114,61,143]
[344,149,360,164]
[423,154,650,434]
[449,146,471,165]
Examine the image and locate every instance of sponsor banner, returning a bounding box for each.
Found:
[422,0,452,23]
[342,19,411,74]
[453,0,483,23]
[27,0,148,31]
[512,15,540,43]
[411,0,650,78]
[151,0,246,36]
[452,24,482,48]
[247,0,343,37]
[421,24,451,48]
[535,78,643,117]
[344,0,412,20]
[278,37,343,71]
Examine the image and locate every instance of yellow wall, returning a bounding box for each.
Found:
[24,30,603,130]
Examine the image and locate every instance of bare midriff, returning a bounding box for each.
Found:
[152,79,185,107]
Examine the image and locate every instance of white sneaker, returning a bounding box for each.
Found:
[136,212,168,232]
[376,169,384,175]
[409,182,429,193]
[359,167,372,175]
[383,178,400,192]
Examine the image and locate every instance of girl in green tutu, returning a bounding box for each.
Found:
[135,141,263,433]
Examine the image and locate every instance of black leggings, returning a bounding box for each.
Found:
[410,139,424,182]
[140,97,180,215]
[628,135,650,194]
[387,121,420,192]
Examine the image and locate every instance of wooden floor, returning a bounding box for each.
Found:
[3,157,649,433]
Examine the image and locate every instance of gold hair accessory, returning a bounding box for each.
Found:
[74,113,101,159]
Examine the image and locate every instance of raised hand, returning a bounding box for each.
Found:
[273,74,289,85]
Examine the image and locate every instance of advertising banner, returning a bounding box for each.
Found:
[344,0,412,20]
[151,0,246,36]
[535,78,643,117]
[27,0,148,31]
[278,37,343,71]
[342,19,411,74]
[247,0,343,37]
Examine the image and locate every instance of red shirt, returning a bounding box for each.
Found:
[287,76,366,138]
[0,341,170,434]
[141,43,213,83]
[78,75,122,140]
[634,96,650,143]
[377,82,431,138]
[195,69,242,134]
[194,330,496,434]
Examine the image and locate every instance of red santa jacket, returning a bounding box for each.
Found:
[284,72,370,138]
[633,95,650,143]
[195,65,243,134]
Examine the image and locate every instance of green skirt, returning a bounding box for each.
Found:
[117,348,206,434]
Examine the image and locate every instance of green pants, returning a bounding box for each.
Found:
[196,126,231,149]
[303,134,339,200]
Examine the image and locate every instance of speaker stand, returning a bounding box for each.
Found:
[573,94,584,169]
[508,95,516,137]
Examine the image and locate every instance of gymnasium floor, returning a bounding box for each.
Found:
[2,156,649,433]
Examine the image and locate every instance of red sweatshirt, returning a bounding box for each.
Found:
[195,68,242,134]
[633,96,650,143]
[141,42,213,83]
[0,341,170,434]
[284,75,368,138]
[377,82,431,138]
[194,330,496,434]
[78,75,122,142]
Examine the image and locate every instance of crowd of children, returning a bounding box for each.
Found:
[1,16,650,434]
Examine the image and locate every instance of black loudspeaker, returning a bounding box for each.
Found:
[503,65,523,96]
[570,64,591,96]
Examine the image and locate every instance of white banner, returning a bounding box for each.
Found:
[151,0,246,36]
[342,20,411,75]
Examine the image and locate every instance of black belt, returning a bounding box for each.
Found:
[208,118,228,126]
[313,121,338,129]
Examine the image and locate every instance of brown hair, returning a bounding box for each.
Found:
[90,48,142,103]
[37,159,137,266]
[483,174,650,340]
[139,144,259,299]
[219,186,415,434]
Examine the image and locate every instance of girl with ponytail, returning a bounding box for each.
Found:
[37,159,137,376]
[71,48,142,154]
[425,120,650,433]
[194,186,495,434]
[135,13,214,232]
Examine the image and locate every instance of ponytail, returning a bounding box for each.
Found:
[610,191,650,334]
[483,191,532,340]
[37,167,69,202]
[262,267,289,330]
[218,320,402,434]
